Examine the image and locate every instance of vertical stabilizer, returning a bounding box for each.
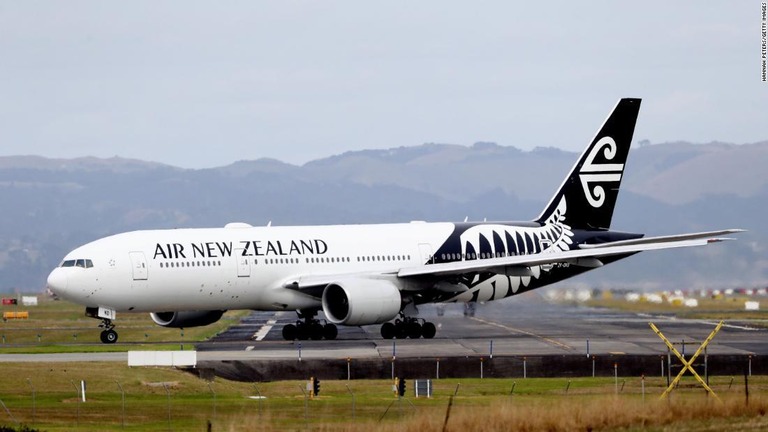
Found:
[535,98,641,230]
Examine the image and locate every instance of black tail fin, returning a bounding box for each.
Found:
[535,98,641,231]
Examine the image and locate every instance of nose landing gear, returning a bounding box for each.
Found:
[99,321,118,344]
[86,306,119,344]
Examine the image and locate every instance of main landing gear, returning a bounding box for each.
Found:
[380,315,436,339]
[282,310,338,341]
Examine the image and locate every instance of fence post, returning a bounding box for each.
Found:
[26,378,35,426]
[116,381,126,429]
[0,398,18,427]
[162,383,172,431]
[345,385,356,422]
[207,382,216,424]
[299,385,308,429]
[254,385,263,419]
[70,380,80,427]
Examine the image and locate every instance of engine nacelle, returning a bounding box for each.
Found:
[322,279,402,326]
[150,310,225,328]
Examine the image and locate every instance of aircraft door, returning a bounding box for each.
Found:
[129,252,148,280]
[235,250,250,277]
[418,243,434,264]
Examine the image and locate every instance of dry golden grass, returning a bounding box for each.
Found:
[214,394,768,432]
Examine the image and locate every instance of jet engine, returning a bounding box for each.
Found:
[322,279,402,325]
[150,310,225,328]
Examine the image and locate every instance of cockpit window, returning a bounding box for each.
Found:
[60,259,94,268]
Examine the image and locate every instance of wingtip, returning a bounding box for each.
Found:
[707,237,737,244]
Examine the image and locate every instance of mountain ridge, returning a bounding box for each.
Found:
[0,140,764,292]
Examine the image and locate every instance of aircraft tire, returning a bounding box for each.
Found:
[282,324,297,341]
[323,323,338,340]
[422,322,437,339]
[380,322,395,339]
[100,329,118,344]
[310,323,324,340]
[296,324,309,340]
[407,322,422,339]
[394,322,408,339]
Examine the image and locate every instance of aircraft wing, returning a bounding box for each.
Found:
[286,229,743,290]
[397,229,743,278]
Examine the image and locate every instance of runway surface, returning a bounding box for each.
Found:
[198,294,768,359]
[1,295,765,364]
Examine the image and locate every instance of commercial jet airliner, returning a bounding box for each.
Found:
[46,98,741,344]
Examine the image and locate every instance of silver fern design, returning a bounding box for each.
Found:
[448,196,573,303]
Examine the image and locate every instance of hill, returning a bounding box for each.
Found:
[0,140,765,292]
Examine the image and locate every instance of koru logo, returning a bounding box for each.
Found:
[579,136,623,208]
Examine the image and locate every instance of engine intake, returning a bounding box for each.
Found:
[322,279,402,325]
[150,310,225,328]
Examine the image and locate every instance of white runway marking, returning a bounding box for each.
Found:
[252,319,278,341]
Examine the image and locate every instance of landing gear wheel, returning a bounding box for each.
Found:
[323,323,338,340]
[310,323,324,340]
[422,322,437,339]
[382,315,438,340]
[289,310,340,341]
[282,324,297,341]
[381,322,395,339]
[394,322,408,339]
[407,322,423,339]
[296,324,309,340]
[100,329,118,344]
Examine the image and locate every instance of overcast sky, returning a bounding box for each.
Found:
[0,2,765,168]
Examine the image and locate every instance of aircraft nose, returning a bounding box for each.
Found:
[47,268,68,295]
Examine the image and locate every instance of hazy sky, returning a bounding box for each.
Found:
[1,2,765,168]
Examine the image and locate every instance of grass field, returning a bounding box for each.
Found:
[2,295,768,430]
[0,363,765,431]
[1,295,247,352]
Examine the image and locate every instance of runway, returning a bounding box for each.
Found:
[2,295,765,379]
[198,294,768,358]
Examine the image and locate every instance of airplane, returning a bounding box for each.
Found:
[46,98,742,344]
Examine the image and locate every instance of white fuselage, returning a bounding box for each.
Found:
[48,222,454,312]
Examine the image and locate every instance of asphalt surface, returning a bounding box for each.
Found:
[198,294,768,359]
[1,295,765,365]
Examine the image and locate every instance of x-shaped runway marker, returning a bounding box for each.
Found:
[649,320,724,402]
